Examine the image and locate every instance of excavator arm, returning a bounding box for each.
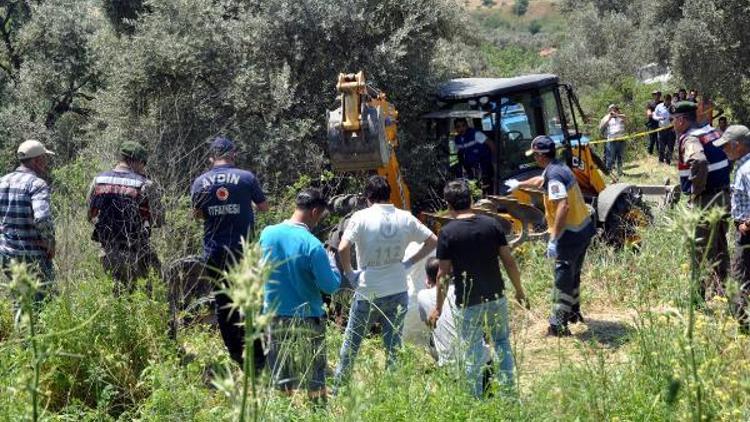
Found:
[327,71,411,210]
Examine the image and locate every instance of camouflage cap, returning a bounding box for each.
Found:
[670,101,697,115]
[120,141,148,162]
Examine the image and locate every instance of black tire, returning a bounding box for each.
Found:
[601,188,653,249]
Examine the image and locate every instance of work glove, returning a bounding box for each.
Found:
[504,179,521,193]
[546,238,558,259]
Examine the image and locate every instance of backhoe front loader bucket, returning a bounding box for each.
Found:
[327,105,390,171]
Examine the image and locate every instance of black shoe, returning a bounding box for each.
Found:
[569,311,585,324]
[546,325,572,337]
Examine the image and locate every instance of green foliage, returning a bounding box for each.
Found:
[0,297,11,341]
[100,0,147,34]
[528,19,542,35]
[39,278,170,415]
[555,0,750,120]
[482,0,496,7]
[513,0,529,16]
[479,44,543,77]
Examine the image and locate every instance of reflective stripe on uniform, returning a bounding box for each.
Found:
[94,176,144,188]
[709,159,729,172]
[678,159,728,177]
[455,140,477,150]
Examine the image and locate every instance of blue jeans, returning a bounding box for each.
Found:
[334,291,409,386]
[456,297,513,397]
[605,140,626,174]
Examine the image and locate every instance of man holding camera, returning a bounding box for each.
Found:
[599,104,627,176]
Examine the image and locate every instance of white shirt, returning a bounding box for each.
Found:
[606,116,625,138]
[654,103,672,128]
[417,286,490,366]
[343,203,433,299]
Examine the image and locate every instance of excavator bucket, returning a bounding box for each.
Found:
[327,104,390,171]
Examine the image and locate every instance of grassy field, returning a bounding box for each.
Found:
[3,146,750,421]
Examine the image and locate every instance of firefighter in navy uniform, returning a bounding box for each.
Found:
[87,141,164,294]
[191,136,269,367]
[672,101,731,300]
[453,118,496,192]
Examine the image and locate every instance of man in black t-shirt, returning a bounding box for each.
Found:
[429,179,526,397]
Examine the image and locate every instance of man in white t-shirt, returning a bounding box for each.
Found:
[599,104,627,175]
[334,175,438,389]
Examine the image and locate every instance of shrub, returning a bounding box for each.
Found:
[513,0,529,16]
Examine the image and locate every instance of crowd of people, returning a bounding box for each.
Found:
[644,89,725,165]
[1,97,750,403]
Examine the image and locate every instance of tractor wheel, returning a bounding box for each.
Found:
[601,188,652,249]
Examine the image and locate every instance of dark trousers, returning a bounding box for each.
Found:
[730,228,750,329]
[657,130,675,165]
[693,191,730,300]
[604,141,625,175]
[647,131,658,155]
[550,221,595,328]
[100,245,160,295]
[208,251,266,370]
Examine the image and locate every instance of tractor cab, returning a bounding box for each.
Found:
[422,74,600,196]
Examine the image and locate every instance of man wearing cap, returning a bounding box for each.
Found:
[672,100,731,300]
[260,187,341,402]
[191,136,269,366]
[599,104,627,175]
[713,125,750,330]
[646,91,662,156]
[0,140,56,299]
[87,141,164,294]
[508,136,595,336]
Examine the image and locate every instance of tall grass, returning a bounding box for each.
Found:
[3,157,750,420]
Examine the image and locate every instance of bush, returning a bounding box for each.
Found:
[39,276,172,416]
[528,19,542,35]
[513,0,529,16]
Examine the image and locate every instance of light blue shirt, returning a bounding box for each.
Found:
[260,221,341,317]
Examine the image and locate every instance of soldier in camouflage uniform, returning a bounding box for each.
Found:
[87,142,164,294]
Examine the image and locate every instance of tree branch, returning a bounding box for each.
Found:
[45,74,95,128]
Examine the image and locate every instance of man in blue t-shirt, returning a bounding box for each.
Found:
[260,188,341,401]
[191,136,269,366]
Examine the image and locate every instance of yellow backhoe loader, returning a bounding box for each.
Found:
[326,71,679,248]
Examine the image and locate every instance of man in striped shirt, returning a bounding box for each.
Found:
[87,141,163,294]
[713,125,750,331]
[0,140,56,298]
